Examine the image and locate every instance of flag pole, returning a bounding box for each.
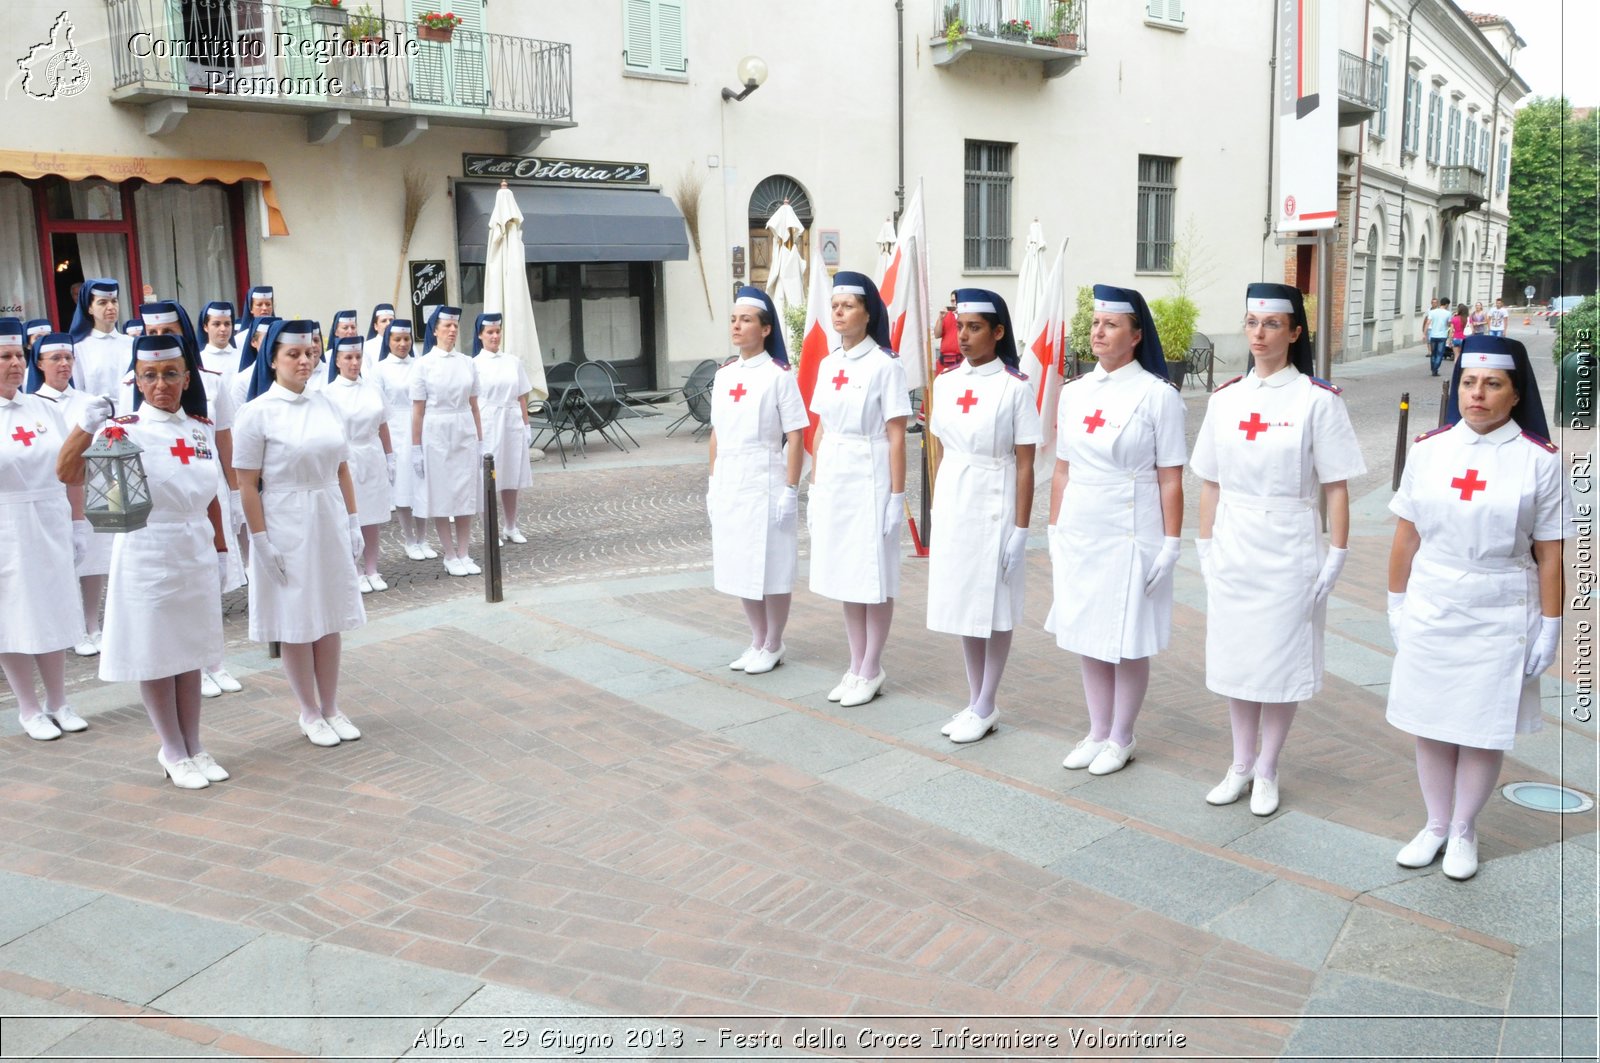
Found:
[913,286,937,557]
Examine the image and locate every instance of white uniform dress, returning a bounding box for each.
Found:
[231,383,366,643]
[709,351,810,598]
[325,375,392,526]
[1190,365,1366,701]
[0,392,82,653]
[96,409,224,680]
[1387,420,1567,749]
[73,329,133,401]
[1046,360,1187,661]
[36,384,114,579]
[476,351,533,492]
[197,346,245,592]
[807,339,912,604]
[362,334,384,378]
[409,347,480,519]
[926,358,1043,637]
[376,355,417,509]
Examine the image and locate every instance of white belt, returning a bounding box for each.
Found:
[1417,547,1532,575]
[263,479,336,494]
[1071,469,1156,487]
[718,442,781,458]
[940,448,1006,473]
[1219,488,1315,513]
[144,515,207,526]
[0,487,64,504]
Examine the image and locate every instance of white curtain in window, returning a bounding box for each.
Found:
[135,183,232,309]
[67,182,132,305]
[0,179,46,319]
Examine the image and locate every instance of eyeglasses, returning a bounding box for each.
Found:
[40,353,74,364]
[136,370,187,384]
[1244,317,1288,332]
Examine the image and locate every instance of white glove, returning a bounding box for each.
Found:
[250,531,287,584]
[385,451,396,484]
[1387,591,1406,646]
[1311,546,1348,603]
[1001,525,1029,580]
[1525,616,1562,677]
[1144,536,1181,595]
[884,492,905,538]
[217,551,230,587]
[348,513,363,559]
[524,423,534,449]
[78,395,114,433]
[228,488,242,519]
[705,475,715,523]
[479,437,491,458]
[411,445,425,479]
[72,519,90,566]
[1195,537,1212,581]
[776,485,798,531]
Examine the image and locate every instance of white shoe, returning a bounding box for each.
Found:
[326,713,361,741]
[826,672,857,702]
[20,713,62,741]
[1205,766,1253,806]
[48,705,88,733]
[405,543,426,561]
[1062,736,1107,770]
[158,750,210,789]
[948,708,997,744]
[358,575,373,594]
[1087,738,1136,776]
[368,573,388,591]
[729,646,759,671]
[443,557,465,577]
[1396,827,1448,868]
[941,708,974,737]
[199,671,223,698]
[190,751,230,782]
[839,670,885,708]
[299,717,341,747]
[460,556,481,575]
[1442,833,1479,880]
[1249,774,1280,815]
[420,542,439,559]
[505,527,527,544]
[73,637,99,657]
[208,668,242,693]
[743,644,785,675]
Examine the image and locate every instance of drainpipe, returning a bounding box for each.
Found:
[895,0,906,223]
[1262,44,1276,279]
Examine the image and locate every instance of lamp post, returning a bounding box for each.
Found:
[720,55,768,102]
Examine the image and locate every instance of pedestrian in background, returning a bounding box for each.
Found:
[1422,297,1452,377]
[1450,302,1468,361]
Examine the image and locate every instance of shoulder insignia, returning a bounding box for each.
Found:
[1521,430,1558,453]
[192,415,213,426]
[1005,364,1030,382]
[773,359,791,372]
[113,414,139,425]
[1164,376,1181,391]
[1309,376,1343,395]
[719,355,737,368]
[1412,424,1451,444]
[879,345,899,359]
[1214,374,1244,392]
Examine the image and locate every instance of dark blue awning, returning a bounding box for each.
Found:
[455,182,689,264]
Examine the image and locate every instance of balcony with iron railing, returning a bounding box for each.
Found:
[104,0,573,151]
[1438,163,1487,213]
[1337,50,1381,127]
[931,0,1088,80]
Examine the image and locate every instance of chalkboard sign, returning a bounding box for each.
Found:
[409,260,447,336]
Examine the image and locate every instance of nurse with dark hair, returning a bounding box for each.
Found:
[69,278,131,400]
[325,334,393,591]
[375,319,431,559]
[410,306,484,577]
[363,303,395,376]
[472,312,535,544]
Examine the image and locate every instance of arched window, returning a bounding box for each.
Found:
[746,175,813,289]
[1415,234,1427,311]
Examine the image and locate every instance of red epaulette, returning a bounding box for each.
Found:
[1214,374,1244,392]
[880,345,899,359]
[1413,424,1451,444]
[1309,376,1343,395]
[192,415,213,426]
[1521,430,1558,453]
[1006,364,1030,382]
[113,414,139,425]
[773,358,791,372]
[719,355,737,368]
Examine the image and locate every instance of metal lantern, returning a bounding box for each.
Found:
[83,425,152,532]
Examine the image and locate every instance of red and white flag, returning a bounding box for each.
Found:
[796,226,838,454]
[1026,242,1069,474]
[878,180,929,391]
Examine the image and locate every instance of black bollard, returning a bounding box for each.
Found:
[1392,391,1410,491]
[268,641,280,659]
[482,454,503,603]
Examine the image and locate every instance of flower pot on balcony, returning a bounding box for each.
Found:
[1057,32,1079,49]
[417,24,454,42]
[309,6,347,26]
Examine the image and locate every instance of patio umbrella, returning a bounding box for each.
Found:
[1013,220,1048,355]
[873,217,897,285]
[765,201,805,323]
[483,181,548,402]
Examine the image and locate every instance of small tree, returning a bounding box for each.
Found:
[1554,295,1599,362]
[784,303,806,360]
[1068,285,1094,359]
[1149,295,1199,363]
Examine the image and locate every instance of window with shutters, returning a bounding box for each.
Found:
[1146,0,1185,27]
[1479,120,1491,172]
[1370,48,1389,139]
[1426,90,1442,163]
[1497,137,1509,195]
[1446,104,1461,165]
[1136,155,1178,273]
[622,0,686,78]
[1402,74,1422,155]
[963,141,1013,272]
[1464,119,1476,170]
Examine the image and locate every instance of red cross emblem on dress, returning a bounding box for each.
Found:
[170,437,197,464]
[1083,409,1107,434]
[728,383,748,403]
[831,370,850,391]
[1238,413,1269,441]
[956,389,979,413]
[1451,469,1487,501]
[11,426,34,447]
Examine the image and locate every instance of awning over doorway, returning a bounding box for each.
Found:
[0,150,288,236]
[455,182,689,264]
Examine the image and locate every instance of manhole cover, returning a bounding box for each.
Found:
[1502,781,1594,814]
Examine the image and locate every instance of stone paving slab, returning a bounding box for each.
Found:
[1324,906,1516,1008]
[1202,879,1351,969]
[1225,810,1425,893]
[1048,828,1276,928]
[884,770,1120,866]
[0,985,96,1058]
[1284,971,1502,1060]
[25,1016,228,1058]
[0,871,98,949]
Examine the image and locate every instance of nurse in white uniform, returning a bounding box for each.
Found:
[233,319,367,748]
[231,317,277,411]
[197,301,248,613]
[472,313,535,544]
[375,320,432,560]
[927,289,1042,744]
[232,286,276,358]
[1,320,89,740]
[410,306,484,577]
[60,334,231,788]
[807,272,911,708]
[710,288,809,675]
[1192,283,1366,816]
[1049,285,1186,776]
[1387,335,1567,880]
[27,333,114,660]
[325,335,394,592]
[68,279,132,401]
[362,303,395,378]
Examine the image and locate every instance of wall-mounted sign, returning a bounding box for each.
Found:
[731,245,745,280]
[462,154,650,185]
[819,229,841,268]
[408,260,447,334]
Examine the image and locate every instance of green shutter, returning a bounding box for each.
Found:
[624,0,655,69]
[655,0,685,73]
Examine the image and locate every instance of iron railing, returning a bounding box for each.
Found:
[936,0,1088,50]
[1337,49,1382,112]
[1439,164,1487,199]
[104,0,571,121]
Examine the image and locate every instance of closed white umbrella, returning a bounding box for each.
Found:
[483,181,548,402]
[1013,220,1048,355]
[765,202,805,323]
[873,218,897,285]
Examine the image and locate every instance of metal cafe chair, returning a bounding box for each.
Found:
[665,359,718,437]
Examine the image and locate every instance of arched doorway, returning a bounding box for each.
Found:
[747,175,812,291]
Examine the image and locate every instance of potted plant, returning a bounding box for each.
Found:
[999,18,1032,41]
[416,10,463,43]
[344,5,385,46]
[309,0,347,27]
[944,18,964,45]
[1150,294,1199,390]
[1068,285,1095,376]
[1050,0,1081,49]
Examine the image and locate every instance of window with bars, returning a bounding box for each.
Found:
[1136,155,1177,272]
[963,140,1013,271]
[623,0,686,76]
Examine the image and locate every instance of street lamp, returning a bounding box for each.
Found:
[720,55,768,102]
